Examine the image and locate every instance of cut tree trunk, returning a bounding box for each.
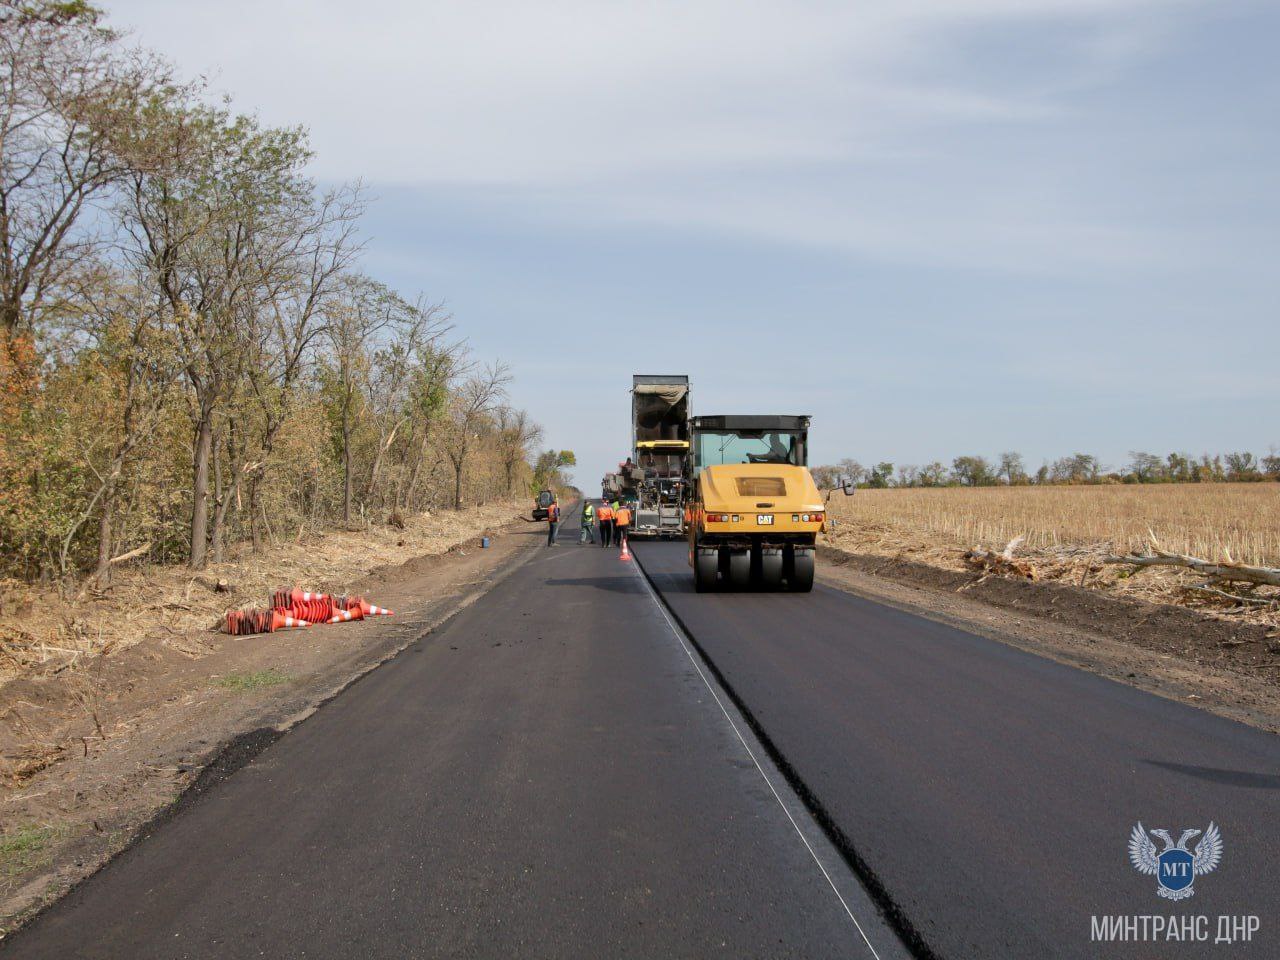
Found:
[1106,543,1280,587]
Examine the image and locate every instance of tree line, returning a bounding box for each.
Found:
[813,450,1280,489]
[0,2,548,583]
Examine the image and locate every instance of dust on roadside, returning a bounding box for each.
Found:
[0,503,539,934]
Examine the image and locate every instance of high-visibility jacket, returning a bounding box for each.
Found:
[615,507,631,527]
[597,506,614,521]
[582,503,595,523]
[547,503,560,522]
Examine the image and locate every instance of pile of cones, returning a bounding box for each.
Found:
[223,588,393,636]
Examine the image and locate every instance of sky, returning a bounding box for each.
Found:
[105,0,1280,488]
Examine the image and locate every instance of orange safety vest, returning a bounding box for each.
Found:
[547,503,560,522]
[597,506,614,521]
[615,507,631,527]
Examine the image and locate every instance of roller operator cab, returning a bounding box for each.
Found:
[687,415,823,592]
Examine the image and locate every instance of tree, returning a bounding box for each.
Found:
[998,451,1026,485]
[322,276,398,523]
[442,362,510,509]
[952,455,995,487]
[1048,453,1100,484]
[810,465,840,490]
[1224,452,1259,482]
[0,1,170,362]
[837,458,866,485]
[1262,449,1280,481]
[919,461,949,487]
[867,462,893,488]
[495,407,542,495]
[1127,451,1164,483]
[531,448,575,494]
[121,103,347,566]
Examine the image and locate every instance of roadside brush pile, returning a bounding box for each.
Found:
[824,485,1280,633]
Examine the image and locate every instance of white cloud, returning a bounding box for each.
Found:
[104,0,1258,276]
[106,1,1186,181]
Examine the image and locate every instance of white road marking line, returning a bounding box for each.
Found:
[631,560,884,960]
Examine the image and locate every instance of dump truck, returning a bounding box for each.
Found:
[686,414,824,592]
[603,375,691,538]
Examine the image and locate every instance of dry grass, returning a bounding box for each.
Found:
[826,484,1280,565]
[824,484,1280,626]
[0,500,523,685]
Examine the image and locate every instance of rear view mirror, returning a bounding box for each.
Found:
[838,475,857,496]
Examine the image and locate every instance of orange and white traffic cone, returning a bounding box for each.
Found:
[339,596,393,617]
[270,609,311,631]
[327,607,363,624]
[619,534,631,562]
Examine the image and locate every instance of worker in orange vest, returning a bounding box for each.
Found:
[545,496,561,547]
[614,502,632,548]
[596,500,614,547]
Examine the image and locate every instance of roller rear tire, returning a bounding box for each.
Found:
[759,549,783,591]
[789,550,815,592]
[727,550,750,591]
[694,548,718,593]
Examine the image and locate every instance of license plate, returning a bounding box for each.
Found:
[756,514,774,525]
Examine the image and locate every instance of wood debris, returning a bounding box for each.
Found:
[1106,536,1280,588]
[963,535,1036,580]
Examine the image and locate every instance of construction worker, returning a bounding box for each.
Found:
[545,496,561,546]
[614,501,632,548]
[597,499,614,547]
[580,499,596,544]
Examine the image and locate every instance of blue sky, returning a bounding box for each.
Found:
[107,0,1279,487]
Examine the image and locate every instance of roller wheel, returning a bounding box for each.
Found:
[694,549,718,593]
[727,550,751,591]
[789,549,815,592]
[759,549,783,591]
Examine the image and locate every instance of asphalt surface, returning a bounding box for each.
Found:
[3,512,901,959]
[632,541,1280,958]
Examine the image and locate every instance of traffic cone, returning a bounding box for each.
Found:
[338,596,393,617]
[327,607,363,624]
[270,609,311,631]
[619,535,631,562]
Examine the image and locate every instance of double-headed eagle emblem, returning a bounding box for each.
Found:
[1129,822,1223,900]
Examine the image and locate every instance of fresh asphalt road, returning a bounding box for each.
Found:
[3,511,902,960]
[632,541,1280,958]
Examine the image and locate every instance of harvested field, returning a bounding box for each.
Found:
[824,484,1280,629]
[826,483,1280,565]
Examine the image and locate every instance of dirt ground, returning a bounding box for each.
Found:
[0,510,543,935]
[818,544,1280,734]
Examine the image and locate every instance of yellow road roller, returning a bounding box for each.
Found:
[686,415,824,592]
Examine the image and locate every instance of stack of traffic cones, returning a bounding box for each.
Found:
[222,587,394,636]
[272,588,339,625]
[224,608,311,635]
